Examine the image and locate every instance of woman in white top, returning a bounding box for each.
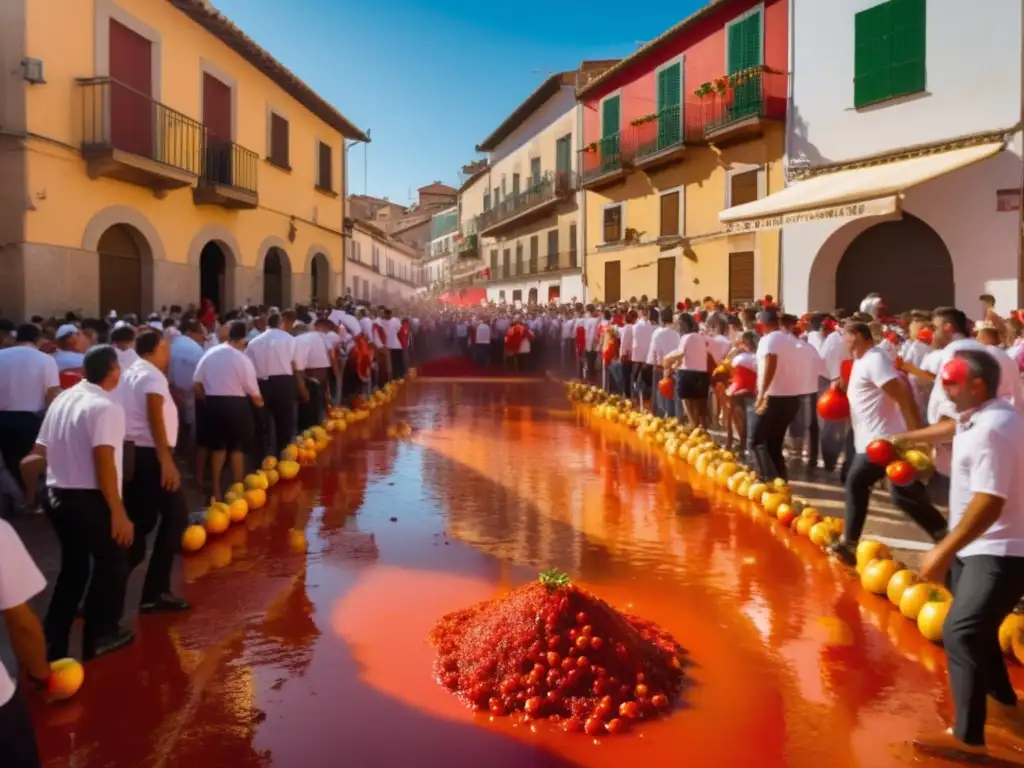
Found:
[662,313,710,428]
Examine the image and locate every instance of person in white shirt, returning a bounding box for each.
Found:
[20,345,135,661]
[119,331,190,615]
[382,309,405,380]
[169,319,207,448]
[0,324,60,498]
[612,310,637,398]
[473,319,492,367]
[630,307,657,406]
[750,309,803,481]
[646,310,681,418]
[295,319,333,430]
[193,322,264,498]
[827,322,946,567]
[784,315,826,465]
[560,310,576,375]
[0,518,49,765]
[245,310,307,459]
[110,324,139,371]
[816,315,852,472]
[663,313,708,426]
[52,324,85,372]
[911,349,1024,756]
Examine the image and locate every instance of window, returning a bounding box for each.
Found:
[484,191,490,212]
[529,235,539,274]
[730,170,759,207]
[655,61,682,147]
[556,135,571,178]
[499,290,506,301]
[512,289,522,303]
[494,187,500,206]
[317,141,333,191]
[490,248,498,275]
[569,224,577,268]
[512,173,521,198]
[601,94,620,139]
[502,248,511,276]
[515,242,523,274]
[854,0,926,108]
[269,112,290,169]
[603,204,622,243]
[660,190,681,237]
[530,157,541,187]
[547,229,558,269]
[372,245,380,271]
[726,9,763,121]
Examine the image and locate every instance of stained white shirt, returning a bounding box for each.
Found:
[37,382,125,490]
[118,358,179,449]
[0,519,47,707]
[950,399,1024,558]
[246,328,298,378]
[193,344,261,398]
[757,331,803,397]
[53,349,85,372]
[847,347,906,453]
[631,319,655,363]
[0,345,59,412]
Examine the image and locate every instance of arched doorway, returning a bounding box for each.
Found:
[199,241,234,312]
[835,214,954,314]
[263,247,291,308]
[98,223,151,317]
[528,287,538,305]
[310,252,330,306]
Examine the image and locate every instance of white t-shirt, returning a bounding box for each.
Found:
[847,347,907,452]
[631,320,655,362]
[359,316,375,344]
[383,318,402,350]
[732,351,757,373]
[330,310,362,338]
[475,323,491,344]
[757,330,802,397]
[0,519,47,707]
[619,324,634,360]
[707,335,731,365]
[115,347,139,371]
[245,328,298,378]
[819,331,849,381]
[295,332,331,370]
[581,316,601,349]
[53,349,85,372]
[793,339,825,395]
[37,382,125,490]
[0,345,59,412]
[169,336,204,392]
[806,330,825,354]
[118,358,179,449]
[675,333,709,372]
[648,327,681,366]
[950,399,1024,558]
[193,344,261,398]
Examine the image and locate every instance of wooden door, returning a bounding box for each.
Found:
[203,73,232,184]
[657,257,676,305]
[98,225,142,316]
[604,260,621,304]
[728,252,755,308]
[109,20,152,158]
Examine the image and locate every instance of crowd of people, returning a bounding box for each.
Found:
[1,288,1024,760]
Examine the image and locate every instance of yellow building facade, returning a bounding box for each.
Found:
[0,0,366,319]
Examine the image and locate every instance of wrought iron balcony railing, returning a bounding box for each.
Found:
[699,68,788,137]
[201,137,258,193]
[477,171,575,233]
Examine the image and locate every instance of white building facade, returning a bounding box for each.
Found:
[721,0,1023,315]
[346,221,422,303]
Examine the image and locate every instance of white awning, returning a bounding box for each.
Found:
[720,142,1004,232]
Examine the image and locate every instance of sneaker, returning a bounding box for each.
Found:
[827,539,857,567]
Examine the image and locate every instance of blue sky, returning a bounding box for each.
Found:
[213,0,699,204]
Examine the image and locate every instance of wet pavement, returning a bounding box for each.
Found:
[13,381,1024,766]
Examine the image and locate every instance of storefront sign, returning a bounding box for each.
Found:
[997,189,1020,212]
[724,196,898,232]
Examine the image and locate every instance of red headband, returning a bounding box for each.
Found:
[940,356,970,387]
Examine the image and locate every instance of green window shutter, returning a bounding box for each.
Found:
[601,95,620,138]
[742,12,761,69]
[727,20,745,74]
[854,3,893,107]
[657,62,681,110]
[890,0,926,97]
[556,136,570,175]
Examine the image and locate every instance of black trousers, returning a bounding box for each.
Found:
[258,375,297,457]
[0,684,40,767]
[0,411,42,491]
[842,453,947,543]
[946,554,1024,745]
[390,348,406,380]
[748,395,801,481]
[297,378,322,432]
[125,447,189,602]
[44,487,129,659]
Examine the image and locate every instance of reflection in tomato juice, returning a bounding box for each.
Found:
[32,382,1022,767]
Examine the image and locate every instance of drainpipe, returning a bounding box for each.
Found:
[780,0,795,309]
[576,70,587,303]
[342,135,366,299]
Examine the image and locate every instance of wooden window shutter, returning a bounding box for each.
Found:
[547,229,558,268]
[660,192,680,236]
[603,206,622,242]
[270,113,289,167]
[601,95,620,138]
[890,0,926,96]
[318,142,332,190]
[854,3,892,107]
[730,171,759,207]
[569,224,577,267]
[657,63,681,111]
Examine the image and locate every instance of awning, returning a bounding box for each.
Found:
[719,142,1004,232]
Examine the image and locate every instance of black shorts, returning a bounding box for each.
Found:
[635,364,653,391]
[197,396,254,453]
[676,370,710,400]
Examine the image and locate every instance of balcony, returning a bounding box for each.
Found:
[477,171,575,236]
[484,253,580,282]
[699,68,787,146]
[457,232,479,258]
[579,132,631,189]
[194,139,259,209]
[78,77,202,194]
[632,104,705,171]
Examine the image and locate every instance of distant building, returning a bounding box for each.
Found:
[346,219,422,302]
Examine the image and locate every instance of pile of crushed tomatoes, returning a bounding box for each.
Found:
[429,573,688,736]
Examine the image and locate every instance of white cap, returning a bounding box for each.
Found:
[148,320,163,330]
[55,324,78,340]
[108,310,118,319]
